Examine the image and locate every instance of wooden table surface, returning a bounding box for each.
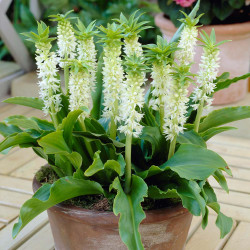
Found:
[0,103,250,250]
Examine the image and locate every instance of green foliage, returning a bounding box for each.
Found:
[158,0,247,27]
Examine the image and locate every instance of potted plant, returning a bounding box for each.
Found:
[1,2,250,249]
[155,0,250,104]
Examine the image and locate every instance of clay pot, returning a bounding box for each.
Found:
[155,13,250,105]
[33,177,192,250]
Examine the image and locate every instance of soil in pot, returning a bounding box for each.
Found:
[34,166,193,250]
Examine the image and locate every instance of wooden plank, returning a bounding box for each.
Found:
[0,212,48,250]
[186,215,236,250]
[208,143,250,159]
[223,222,250,250]
[215,189,250,208]
[0,105,32,121]
[18,223,54,250]
[11,157,46,180]
[210,178,250,194]
[0,175,33,194]
[219,154,250,169]
[227,166,250,181]
[0,205,19,224]
[210,203,250,223]
[187,216,201,241]
[209,135,250,149]
[0,189,31,208]
[0,148,36,174]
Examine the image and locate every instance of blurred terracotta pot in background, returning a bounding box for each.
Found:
[155,13,250,105]
[33,177,192,250]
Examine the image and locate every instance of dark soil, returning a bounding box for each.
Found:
[35,166,180,212]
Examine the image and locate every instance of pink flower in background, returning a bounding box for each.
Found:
[174,0,196,7]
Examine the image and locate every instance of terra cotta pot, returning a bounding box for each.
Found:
[33,176,192,250]
[155,13,250,105]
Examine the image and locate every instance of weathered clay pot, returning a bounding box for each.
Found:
[33,177,192,250]
[155,13,250,105]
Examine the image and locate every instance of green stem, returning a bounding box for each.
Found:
[168,135,177,159]
[124,134,132,194]
[64,66,69,95]
[159,104,165,133]
[110,117,117,140]
[49,89,59,128]
[194,99,204,133]
[79,117,94,158]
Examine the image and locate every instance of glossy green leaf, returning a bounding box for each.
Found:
[84,151,103,177]
[3,96,44,110]
[177,130,206,147]
[177,180,206,217]
[13,177,104,238]
[111,176,147,250]
[59,110,83,147]
[6,116,41,131]
[162,144,229,180]
[0,132,37,152]
[199,106,250,132]
[200,126,237,141]
[0,123,22,137]
[136,165,163,179]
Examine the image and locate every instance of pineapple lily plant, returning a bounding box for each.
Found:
[1,1,250,249]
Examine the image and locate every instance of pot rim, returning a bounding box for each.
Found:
[155,12,250,36]
[32,172,190,225]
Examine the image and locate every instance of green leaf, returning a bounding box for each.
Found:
[84,151,103,177]
[177,130,206,147]
[38,131,70,154]
[228,0,245,9]
[214,73,250,93]
[199,106,250,132]
[6,116,41,131]
[91,53,104,119]
[200,126,237,141]
[162,144,228,180]
[0,123,22,137]
[59,110,83,148]
[216,212,233,238]
[135,165,163,179]
[0,132,37,152]
[3,97,44,110]
[148,186,179,199]
[213,1,233,21]
[213,169,229,193]
[111,176,147,250]
[13,177,104,238]
[177,180,206,217]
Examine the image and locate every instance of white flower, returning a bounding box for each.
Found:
[77,37,97,90]
[35,42,61,115]
[119,66,146,137]
[176,25,198,65]
[150,62,172,111]
[102,44,124,122]
[124,35,143,57]
[192,47,220,110]
[163,82,189,141]
[57,18,76,60]
[68,69,91,118]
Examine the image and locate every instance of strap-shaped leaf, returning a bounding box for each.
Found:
[148,186,179,199]
[199,106,250,132]
[111,176,147,250]
[161,144,230,180]
[214,72,250,93]
[200,126,237,141]
[12,177,104,238]
[3,96,44,110]
[0,132,38,152]
[0,123,22,137]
